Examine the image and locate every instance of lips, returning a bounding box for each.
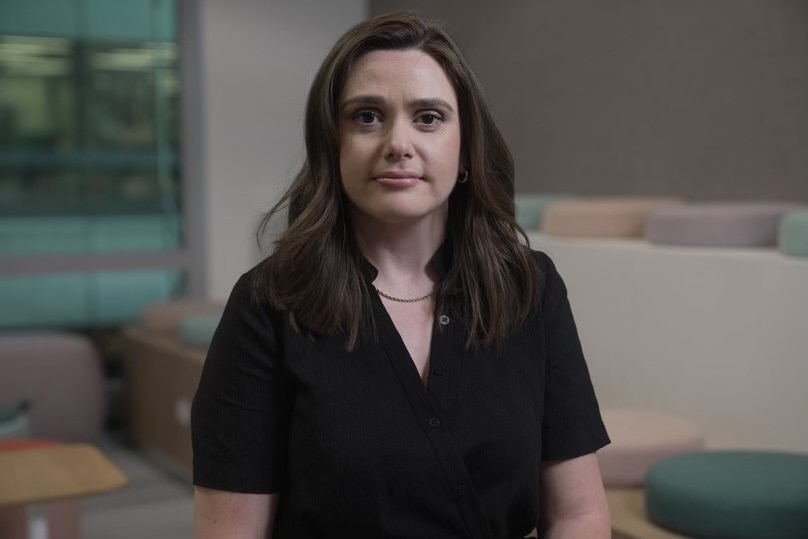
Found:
[373,170,422,189]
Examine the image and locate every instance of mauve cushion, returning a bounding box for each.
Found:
[0,332,104,442]
[647,202,804,247]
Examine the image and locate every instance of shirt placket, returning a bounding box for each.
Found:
[376,300,492,539]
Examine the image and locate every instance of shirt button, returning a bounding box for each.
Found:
[428,417,441,428]
[433,365,446,376]
[438,314,450,325]
[456,483,468,496]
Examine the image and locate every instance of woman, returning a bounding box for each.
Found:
[192,12,610,539]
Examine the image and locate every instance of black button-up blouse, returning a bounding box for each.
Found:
[191,248,610,538]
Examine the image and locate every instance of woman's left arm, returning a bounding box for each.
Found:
[539,453,611,539]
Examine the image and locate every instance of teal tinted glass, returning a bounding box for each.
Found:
[0,0,181,254]
[0,0,185,329]
[0,268,184,329]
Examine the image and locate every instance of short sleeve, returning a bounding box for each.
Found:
[191,270,292,492]
[535,252,610,461]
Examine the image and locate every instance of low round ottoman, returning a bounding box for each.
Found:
[646,202,803,247]
[779,210,808,257]
[140,299,225,332]
[646,451,808,539]
[542,198,680,238]
[515,194,573,230]
[178,313,222,348]
[597,408,705,487]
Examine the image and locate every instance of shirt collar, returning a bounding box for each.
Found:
[359,239,453,283]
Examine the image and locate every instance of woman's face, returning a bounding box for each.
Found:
[338,49,462,227]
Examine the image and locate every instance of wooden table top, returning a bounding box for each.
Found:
[0,444,127,507]
[608,488,689,539]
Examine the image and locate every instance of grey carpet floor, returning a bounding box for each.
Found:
[80,438,194,539]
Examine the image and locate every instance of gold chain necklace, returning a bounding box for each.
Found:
[374,286,434,303]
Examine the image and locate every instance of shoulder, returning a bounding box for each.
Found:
[217,258,286,336]
[524,249,572,318]
[227,258,276,309]
[528,249,559,294]
[528,249,552,276]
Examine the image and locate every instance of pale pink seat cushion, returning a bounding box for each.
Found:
[140,299,225,333]
[646,202,804,247]
[542,198,680,238]
[598,408,705,487]
[0,332,105,442]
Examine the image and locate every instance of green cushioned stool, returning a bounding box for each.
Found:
[646,451,808,539]
[178,313,222,348]
[779,210,808,257]
[515,194,573,230]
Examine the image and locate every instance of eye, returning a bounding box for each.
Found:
[415,111,444,127]
[353,110,381,125]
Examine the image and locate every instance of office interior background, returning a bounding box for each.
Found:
[1,0,807,538]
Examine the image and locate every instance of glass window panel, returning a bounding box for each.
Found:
[0,0,184,331]
[0,0,80,39]
[0,0,182,257]
[0,36,75,149]
[0,269,185,329]
[0,214,182,256]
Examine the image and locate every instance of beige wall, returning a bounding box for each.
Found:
[183,0,367,299]
[371,0,808,202]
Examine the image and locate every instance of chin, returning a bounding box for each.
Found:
[349,197,450,226]
[364,205,441,225]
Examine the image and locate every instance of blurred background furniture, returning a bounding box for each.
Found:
[646,202,802,247]
[514,194,574,230]
[779,210,808,257]
[0,332,105,443]
[0,439,127,539]
[645,450,808,539]
[120,300,223,478]
[607,489,687,539]
[529,231,808,454]
[598,408,704,488]
[541,198,680,238]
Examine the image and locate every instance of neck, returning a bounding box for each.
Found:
[351,210,445,294]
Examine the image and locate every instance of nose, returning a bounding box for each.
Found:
[384,119,414,161]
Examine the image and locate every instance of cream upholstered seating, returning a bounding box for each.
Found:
[542,198,680,238]
[598,408,705,488]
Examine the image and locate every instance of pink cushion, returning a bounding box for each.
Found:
[598,408,705,487]
[140,299,225,332]
[0,332,104,442]
[542,198,681,238]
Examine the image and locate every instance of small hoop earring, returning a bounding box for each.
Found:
[458,171,468,183]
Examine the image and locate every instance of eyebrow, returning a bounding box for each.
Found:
[341,95,455,113]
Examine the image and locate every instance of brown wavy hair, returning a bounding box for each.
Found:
[256,12,538,349]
